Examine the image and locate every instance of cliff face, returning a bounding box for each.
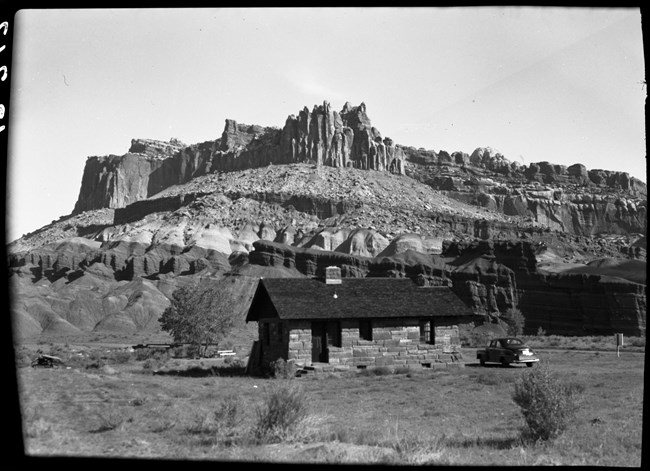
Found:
[280,102,404,172]
[73,101,405,214]
[449,190,647,236]
[73,103,645,241]
[453,239,647,336]
[403,146,647,237]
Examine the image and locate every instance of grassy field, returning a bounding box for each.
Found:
[13,337,645,465]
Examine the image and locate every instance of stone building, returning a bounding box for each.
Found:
[245,267,478,372]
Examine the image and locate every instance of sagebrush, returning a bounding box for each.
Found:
[253,383,310,442]
[512,362,580,441]
[269,358,296,379]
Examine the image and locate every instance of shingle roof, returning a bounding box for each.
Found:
[245,277,475,322]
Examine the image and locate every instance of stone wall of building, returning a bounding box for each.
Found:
[287,321,313,366]
[257,318,289,367]
[257,317,464,370]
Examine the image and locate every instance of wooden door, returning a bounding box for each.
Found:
[311,322,328,363]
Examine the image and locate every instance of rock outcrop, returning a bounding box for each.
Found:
[450,239,647,336]
[403,145,647,237]
[73,102,405,214]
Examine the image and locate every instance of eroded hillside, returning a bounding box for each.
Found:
[7,101,646,341]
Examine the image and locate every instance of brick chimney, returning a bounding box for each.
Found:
[324,266,342,284]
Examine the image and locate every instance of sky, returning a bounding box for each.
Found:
[6,7,647,243]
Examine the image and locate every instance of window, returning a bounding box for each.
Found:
[419,320,433,344]
[359,320,373,341]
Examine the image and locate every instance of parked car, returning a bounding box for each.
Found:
[476,337,539,367]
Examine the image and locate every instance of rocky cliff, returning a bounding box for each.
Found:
[402,146,647,237]
[73,101,405,214]
[72,102,645,240]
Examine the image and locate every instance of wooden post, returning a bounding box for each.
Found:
[615,333,623,358]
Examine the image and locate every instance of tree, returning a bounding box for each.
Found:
[160,281,237,357]
[502,307,526,337]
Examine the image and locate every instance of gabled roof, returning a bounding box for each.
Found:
[245,278,475,322]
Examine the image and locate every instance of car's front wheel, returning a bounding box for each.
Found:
[479,357,485,366]
[500,357,509,367]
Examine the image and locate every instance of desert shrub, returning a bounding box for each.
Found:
[371,366,394,376]
[110,350,133,364]
[170,344,202,359]
[136,349,170,373]
[474,371,501,386]
[627,336,645,347]
[547,336,561,347]
[184,394,243,441]
[151,418,177,433]
[26,417,53,438]
[502,307,526,337]
[185,411,215,435]
[252,383,310,443]
[512,363,580,441]
[83,350,106,369]
[213,394,242,438]
[142,354,169,372]
[390,430,446,464]
[223,355,237,365]
[214,395,240,427]
[536,326,547,337]
[129,396,147,406]
[134,347,155,361]
[269,358,296,379]
[92,409,127,433]
[135,347,171,362]
[47,344,69,357]
[357,365,394,376]
[394,366,411,375]
[475,371,516,386]
[215,359,247,376]
[13,347,34,368]
[23,407,53,438]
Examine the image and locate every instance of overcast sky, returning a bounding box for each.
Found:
[6,7,646,242]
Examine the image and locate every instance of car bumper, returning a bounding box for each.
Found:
[512,358,539,364]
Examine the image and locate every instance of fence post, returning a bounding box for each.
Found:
[615,333,624,358]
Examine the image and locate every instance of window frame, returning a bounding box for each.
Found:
[419,319,434,345]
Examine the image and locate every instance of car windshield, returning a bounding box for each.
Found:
[501,338,524,347]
